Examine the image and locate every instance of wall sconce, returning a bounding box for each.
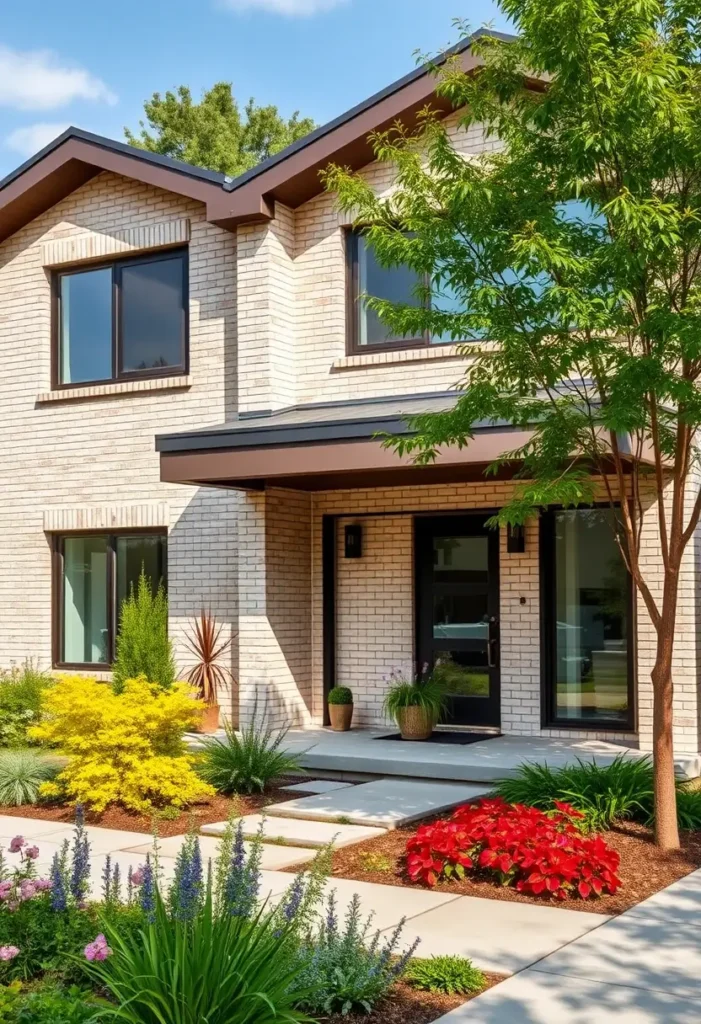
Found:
[507,523,525,554]
[344,524,363,558]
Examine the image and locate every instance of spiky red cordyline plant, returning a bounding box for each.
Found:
[183,610,235,706]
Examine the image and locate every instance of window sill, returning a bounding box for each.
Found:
[36,375,192,404]
[331,345,463,371]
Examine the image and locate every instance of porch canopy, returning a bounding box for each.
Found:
[155,393,539,491]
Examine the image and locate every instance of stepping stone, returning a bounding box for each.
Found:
[281,780,354,795]
[200,814,386,849]
[122,834,316,872]
[266,778,493,829]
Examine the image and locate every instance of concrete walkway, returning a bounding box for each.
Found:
[435,868,701,1023]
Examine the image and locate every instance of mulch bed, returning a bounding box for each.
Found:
[323,975,505,1024]
[285,818,701,917]
[0,781,303,838]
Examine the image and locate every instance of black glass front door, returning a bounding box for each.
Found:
[416,515,501,728]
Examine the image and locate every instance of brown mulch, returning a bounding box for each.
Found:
[0,782,302,838]
[284,818,701,917]
[323,975,505,1024]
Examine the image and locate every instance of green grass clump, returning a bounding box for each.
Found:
[405,955,485,996]
[0,748,60,806]
[197,712,304,795]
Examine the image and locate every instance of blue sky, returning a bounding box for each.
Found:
[0,0,508,179]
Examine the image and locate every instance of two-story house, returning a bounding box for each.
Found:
[1,32,700,764]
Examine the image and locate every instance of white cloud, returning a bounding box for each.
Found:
[5,122,71,157]
[220,0,347,15]
[0,45,117,111]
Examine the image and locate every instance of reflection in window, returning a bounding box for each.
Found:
[552,509,629,724]
[356,234,423,346]
[60,269,113,384]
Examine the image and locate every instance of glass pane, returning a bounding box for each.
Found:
[357,235,423,346]
[120,257,184,372]
[433,536,488,582]
[554,509,629,723]
[433,593,488,640]
[433,653,489,697]
[62,536,108,664]
[59,269,112,384]
[116,535,166,623]
[431,277,465,344]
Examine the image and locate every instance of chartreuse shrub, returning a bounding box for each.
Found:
[406,798,621,900]
[0,750,60,806]
[112,570,175,694]
[0,662,54,748]
[406,955,485,996]
[0,981,107,1023]
[28,676,213,814]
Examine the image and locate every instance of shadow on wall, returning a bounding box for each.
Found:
[168,487,240,725]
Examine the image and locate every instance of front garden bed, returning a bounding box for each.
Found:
[311,818,701,916]
[325,974,506,1024]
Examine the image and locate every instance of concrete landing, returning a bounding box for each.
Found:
[200,813,386,849]
[266,778,491,829]
[280,780,354,795]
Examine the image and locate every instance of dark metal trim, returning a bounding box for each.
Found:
[539,506,636,732]
[322,516,337,724]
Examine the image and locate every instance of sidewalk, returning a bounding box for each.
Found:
[435,867,701,1023]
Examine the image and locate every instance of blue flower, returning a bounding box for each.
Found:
[140,856,155,923]
[50,852,67,912]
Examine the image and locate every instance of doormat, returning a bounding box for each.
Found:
[376,730,501,746]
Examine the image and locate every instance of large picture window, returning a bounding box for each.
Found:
[53,532,167,667]
[54,249,188,387]
[541,508,633,730]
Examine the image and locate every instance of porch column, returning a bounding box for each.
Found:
[238,488,313,730]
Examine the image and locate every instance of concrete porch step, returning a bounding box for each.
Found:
[200,813,386,849]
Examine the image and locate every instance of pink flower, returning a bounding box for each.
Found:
[8,837,25,854]
[34,879,53,892]
[84,933,112,962]
[19,880,36,901]
[0,881,12,901]
[130,868,145,886]
[0,946,19,961]
[24,845,39,860]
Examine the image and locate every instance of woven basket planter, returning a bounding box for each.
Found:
[396,706,434,741]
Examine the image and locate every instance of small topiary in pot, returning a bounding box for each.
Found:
[328,686,354,732]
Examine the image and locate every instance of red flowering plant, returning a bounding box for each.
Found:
[405,798,621,901]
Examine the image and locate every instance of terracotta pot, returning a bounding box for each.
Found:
[197,703,221,734]
[396,706,434,741]
[329,703,353,732]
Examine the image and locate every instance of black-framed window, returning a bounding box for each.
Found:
[54,248,188,387]
[347,230,460,353]
[541,507,634,730]
[53,531,167,668]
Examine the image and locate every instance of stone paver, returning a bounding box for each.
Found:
[389,893,609,975]
[313,876,460,933]
[281,780,355,795]
[433,970,700,1023]
[0,815,76,838]
[200,814,386,849]
[266,778,492,828]
[124,834,316,871]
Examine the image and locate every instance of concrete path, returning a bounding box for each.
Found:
[433,868,701,1022]
[200,813,386,848]
[266,778,492,828]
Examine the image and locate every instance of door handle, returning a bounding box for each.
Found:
[487,638,498,669]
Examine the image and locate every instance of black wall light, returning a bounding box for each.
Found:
[344,524,363,558]
[507,523,526,553]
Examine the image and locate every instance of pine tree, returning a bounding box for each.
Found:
[112,569,175,693]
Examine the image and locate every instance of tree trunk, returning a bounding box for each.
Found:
[651,623,680,851]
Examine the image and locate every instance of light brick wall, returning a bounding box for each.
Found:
[0,170,240,716]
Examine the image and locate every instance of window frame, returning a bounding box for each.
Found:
[346,228,452,355]
[51,247,189,390]
[51,528,168,670]
[539,506,636,733]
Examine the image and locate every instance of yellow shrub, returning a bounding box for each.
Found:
[29,675,214,814]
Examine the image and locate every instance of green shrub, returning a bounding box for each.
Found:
[294,892,417,1016]
[495,757,654,830]
[382,668,446,723]
[112,570,175,693]
[328,686,353,706]
[197,712,304,794]
[673,786,701,830]
[0,750,59,806]
[0,981,107,1023]
[405,955,486,996]
[0,663,54,748]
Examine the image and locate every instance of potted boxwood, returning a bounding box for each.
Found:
[183,609,235,734]
[328,686,354,731]
[383,668,446,741]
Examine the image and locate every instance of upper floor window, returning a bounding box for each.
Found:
[54,248,188,387]
[347,230,458,353]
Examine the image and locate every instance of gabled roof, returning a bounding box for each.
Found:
[0,29,518,242]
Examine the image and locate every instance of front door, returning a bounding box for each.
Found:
[416,515,500,728]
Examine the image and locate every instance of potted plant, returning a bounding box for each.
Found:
[183,610,235,734]
[327,686,354,732]
[382,667,446,741]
